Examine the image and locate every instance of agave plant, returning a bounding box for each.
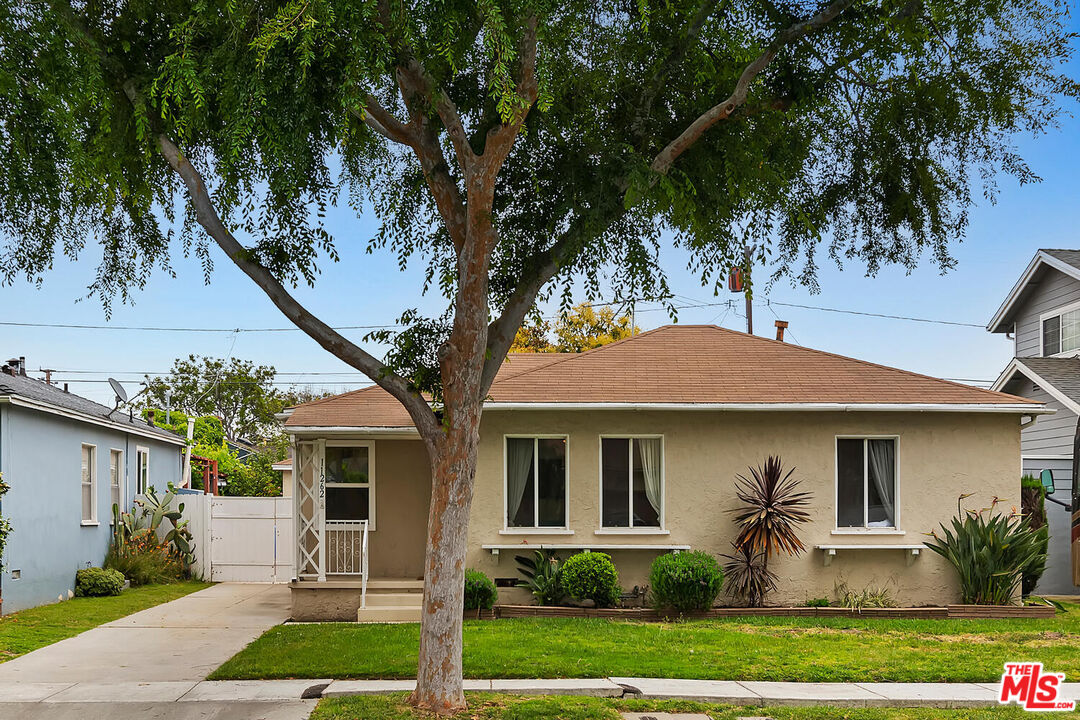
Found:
[719,543,777,608]
[515,549,563,606]
[925,496,1048,606]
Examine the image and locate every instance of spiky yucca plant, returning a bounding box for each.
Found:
[720,543,777,608]
[731,456,812,557]
[924,497,1047,606]
[727,456,812,606]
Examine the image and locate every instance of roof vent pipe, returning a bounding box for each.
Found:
[19,356,25,376]
[774,320,789,342]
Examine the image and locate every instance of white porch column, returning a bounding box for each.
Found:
[291,437,300,582]
[316,438,327,582]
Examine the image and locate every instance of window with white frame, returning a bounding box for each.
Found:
[601,437,663,528]
[81,444,97,524]
[1043,307,1080,356]
[836,437,897,529]
[325,445,373,525]
[505,437,567,528]
[109,449,123,515]
[136,447,150,494]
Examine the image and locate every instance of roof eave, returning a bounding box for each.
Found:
[987,251,1080,333]
[992,358,1080,416]
[483,401,1049,413]
[0,395,188,446]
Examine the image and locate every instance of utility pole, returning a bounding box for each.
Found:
[744,245,755,335]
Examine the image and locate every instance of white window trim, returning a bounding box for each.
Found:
[597,434,666,532]
[81,443,98,525]
[502,434,570,532]
[135,446,150,495]
[325,440,376,531]
[1039,300,1080,357]
[834,435,900,532]
[109,448,124,523]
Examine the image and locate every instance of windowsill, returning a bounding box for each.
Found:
[499,529,574,536]
[80,520,100,527]
[831,528,905,536]
[594,528,670,536]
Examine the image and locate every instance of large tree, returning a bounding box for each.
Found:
[511,303,639,352]
[0,0,1074,711]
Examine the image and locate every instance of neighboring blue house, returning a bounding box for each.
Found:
[0,358,186,613]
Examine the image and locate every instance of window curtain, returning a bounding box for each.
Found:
[636,438,663,518]
[867,439,896,526]
[506,439,534,525]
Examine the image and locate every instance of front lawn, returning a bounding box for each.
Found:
[211,602,1080,682]
[312,693,1077,719]
[0,580,210,661]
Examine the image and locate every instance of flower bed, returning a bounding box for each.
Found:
[491,603,1055,620]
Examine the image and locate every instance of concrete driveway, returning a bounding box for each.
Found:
[0,582,289,684]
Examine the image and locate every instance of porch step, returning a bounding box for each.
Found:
[363,592,425,608]
[357,605,423,623]
[366,579,424,592]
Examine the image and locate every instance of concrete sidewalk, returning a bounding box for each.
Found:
[3,677,1079,708]
[0,583,290,683]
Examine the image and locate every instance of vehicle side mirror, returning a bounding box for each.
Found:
[1040,468,1056,496]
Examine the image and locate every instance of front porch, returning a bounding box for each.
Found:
[290,436,431,621]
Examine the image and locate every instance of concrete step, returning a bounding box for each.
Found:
[365,579,424,592]
[357,605,422,623]
[362,592,424,608]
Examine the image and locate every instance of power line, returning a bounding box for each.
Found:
[764,300,984,328]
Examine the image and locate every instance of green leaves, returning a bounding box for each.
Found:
[924,496,1048,605]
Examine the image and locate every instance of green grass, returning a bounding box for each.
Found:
[311,693,1078,719]
[211,602,1080,682]
[0,580,210,661]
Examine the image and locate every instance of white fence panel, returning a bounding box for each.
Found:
[209,496,294,583]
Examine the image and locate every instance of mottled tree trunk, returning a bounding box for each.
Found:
[409,217,492,714]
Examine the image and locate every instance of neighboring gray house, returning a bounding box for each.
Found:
[989,248,1080,594]
[0,358,186,613]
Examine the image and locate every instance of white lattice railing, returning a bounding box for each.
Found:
[326,520,368,577]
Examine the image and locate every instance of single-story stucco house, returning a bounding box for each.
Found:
[280,325,1047,621]
[0,358,186,613]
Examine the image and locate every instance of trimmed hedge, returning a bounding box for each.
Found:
[464,569,498,611]
[562,552,620,608]
[75,567,125,597]
[650,551,724,613]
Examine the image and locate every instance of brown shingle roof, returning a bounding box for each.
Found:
[285,326,1037,428]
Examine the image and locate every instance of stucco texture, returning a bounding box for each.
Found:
[0,404,184,613]
[295,409,1021,610]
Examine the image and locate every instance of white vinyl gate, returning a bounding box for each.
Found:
[166,493,294,583]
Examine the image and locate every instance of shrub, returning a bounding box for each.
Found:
[561,552,620,608]
[0,473,10,572]
[925,497,1047,605]
[463,569,497,612]
[649,551,724,613]
[515,550,563,606]
[1021,475,1049,596]
[75,567,125,597]
[105,529,184,585]
[834,581,897,610]
[804,596,830,608]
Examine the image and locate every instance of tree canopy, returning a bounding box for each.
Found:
[144,355,329,442]
[511,303,639,353]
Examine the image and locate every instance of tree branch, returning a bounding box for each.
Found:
[650,0,857,175]
[479,15,540,176]
[352,94,418,146]
[131,101,441,439]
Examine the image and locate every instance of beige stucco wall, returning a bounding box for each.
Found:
[295,409,1021,609]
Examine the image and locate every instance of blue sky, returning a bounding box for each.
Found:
[3,73,1078,405]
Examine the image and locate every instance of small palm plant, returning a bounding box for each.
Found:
[515,549,563,606]
[727,456,812,606]
[924,496,1047,605]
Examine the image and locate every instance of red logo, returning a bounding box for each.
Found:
[999,662,1075,711]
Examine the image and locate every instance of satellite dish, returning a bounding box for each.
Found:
[108,378,129,404]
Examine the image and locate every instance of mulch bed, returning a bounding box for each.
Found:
[489,603,1056,620]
